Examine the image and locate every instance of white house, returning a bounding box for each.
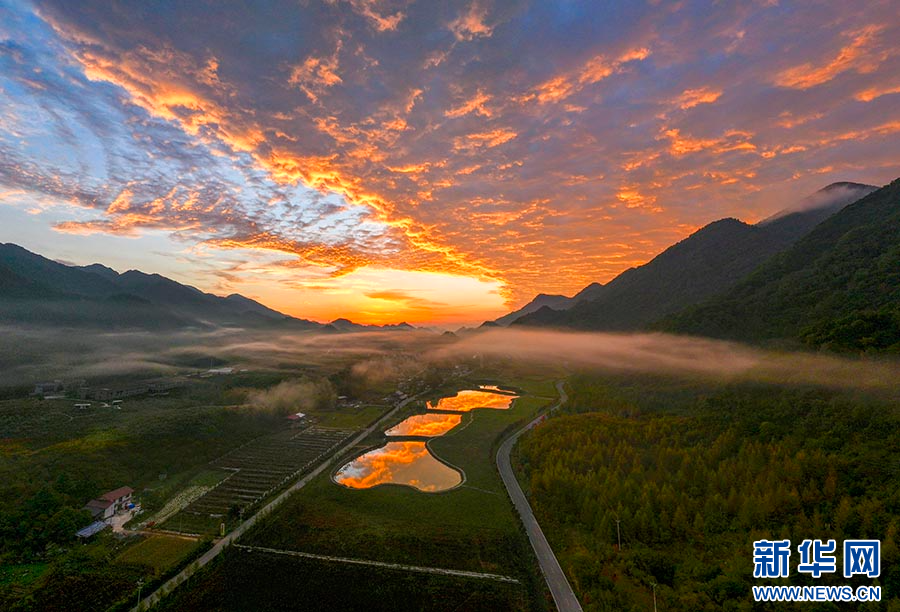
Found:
[84,486,134,520]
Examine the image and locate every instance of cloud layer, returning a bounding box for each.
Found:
[1,0,899,316]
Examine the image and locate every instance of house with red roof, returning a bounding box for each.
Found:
[83,486,134,520]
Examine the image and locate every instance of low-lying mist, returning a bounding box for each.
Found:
[435,328,900,392]
[2,325,897,395]
[245,378,336,416]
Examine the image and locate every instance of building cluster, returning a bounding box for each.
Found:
[81,378,182,401]
[31,379,85,398]
[32,377,186,401]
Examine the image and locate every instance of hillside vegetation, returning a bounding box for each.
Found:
[510,183,875,332]
[515,375,900,610]
[665,179,900,352]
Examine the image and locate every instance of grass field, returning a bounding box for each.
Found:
[157,548,532,611]
[113,534,200,575]
[313,404,388,429]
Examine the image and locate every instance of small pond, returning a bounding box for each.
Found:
[333,441,462,492]
[426,389,518,412]
[385,413,463,437]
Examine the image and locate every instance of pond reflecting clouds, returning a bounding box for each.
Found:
[333,441,462,492]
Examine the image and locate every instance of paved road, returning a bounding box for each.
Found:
[497,380,583,612]
[233,544,520,583]
[133,398,415,611]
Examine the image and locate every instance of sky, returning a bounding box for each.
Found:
[1,0,898,325]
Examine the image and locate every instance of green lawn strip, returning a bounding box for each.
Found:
[113,534,200,575]
[308,404,388,429]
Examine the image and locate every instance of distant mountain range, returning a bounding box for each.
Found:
[488,283,605,327]
[0,244,416,332]
[324,318,416,333]
[487,182,881,338]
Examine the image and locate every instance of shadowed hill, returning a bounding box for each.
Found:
[663,178,900,351]
[0,243,320,330]
[488,283,606,327]
[509,182,876,331]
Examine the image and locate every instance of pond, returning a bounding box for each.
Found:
[426,389,518,412]
[333,441,462,492]
[385,413,463,437]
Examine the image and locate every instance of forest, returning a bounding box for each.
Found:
[516,374,900,611]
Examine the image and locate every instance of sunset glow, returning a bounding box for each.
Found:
[426,389,518,412]
[1,1,899,324]
[385,413,463,437]
[333,441,462,492]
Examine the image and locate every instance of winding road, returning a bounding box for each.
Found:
[497,380,583,612]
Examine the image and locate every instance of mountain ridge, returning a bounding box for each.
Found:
[504,181,877,330]
[662,178,900,350]
[0,244,414,332]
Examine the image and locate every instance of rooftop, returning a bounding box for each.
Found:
[76,521,108,538]
[100,486,134,501]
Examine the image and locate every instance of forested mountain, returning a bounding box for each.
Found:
[664,178,900,351]
[0,243,320,330]
[508,182,876,331]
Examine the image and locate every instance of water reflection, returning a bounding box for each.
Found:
[478,385,511,393]
[385,413,462,437]
[426,389,518,412]
[333,441,462,492]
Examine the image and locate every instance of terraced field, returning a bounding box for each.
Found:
[162,425,354,534]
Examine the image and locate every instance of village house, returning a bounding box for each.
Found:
[83,486,134,521]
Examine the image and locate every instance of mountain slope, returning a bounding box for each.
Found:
[510,182,876,331]
[664,178,900,351]
[489,282,607,326]
[0,243,122,297]
[491,293,572,326]
[0,243,319,330]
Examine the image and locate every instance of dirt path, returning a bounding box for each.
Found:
[233,544,520,583]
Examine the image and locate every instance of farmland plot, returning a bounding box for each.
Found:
[162,426,354,534]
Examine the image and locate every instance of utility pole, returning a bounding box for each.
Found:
[651,582,657,612]
[614,513,622,551]
[136,578,144,609]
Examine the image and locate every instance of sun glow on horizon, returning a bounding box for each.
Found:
[230,265,508,326]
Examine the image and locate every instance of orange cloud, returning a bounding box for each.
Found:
[453,128,517,150]
[527,46,651,104]
[661,128,757,156]
[342,0,406,32]
[23,0,900,320]
[289,44,343,103]
[616,187,663,213]
[855,84,900,102]
[448,1,493,41]
[775,25,888,89]
[444,89,492,118]
[674,86,722,109]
